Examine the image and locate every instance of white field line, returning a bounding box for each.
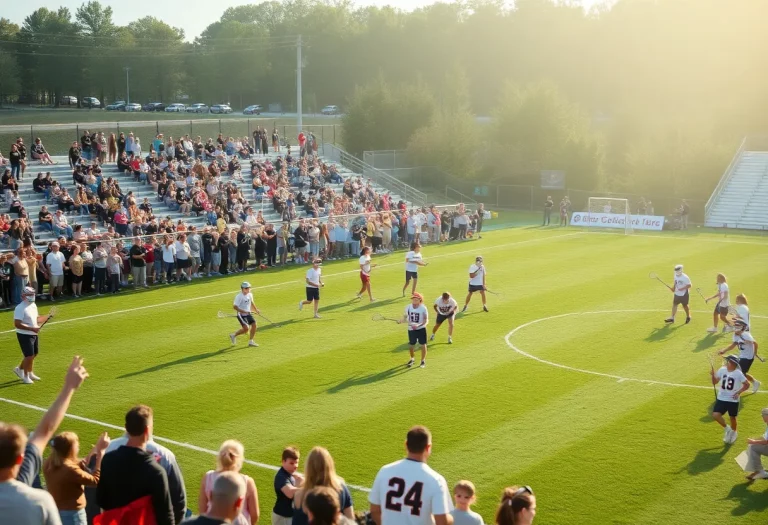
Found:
[0,396,372,492]
[505,309,767,391]
[0,231,582,335]
[589,230,768,246]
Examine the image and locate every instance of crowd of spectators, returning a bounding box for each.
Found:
[1,133,485,308]
[0,359,537,525]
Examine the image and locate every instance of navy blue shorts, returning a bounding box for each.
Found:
[673,292,689,306]
[713,399,739,417]
[237,313,256,326]
[17,333,39,358]
[436,313,454,325]
[405,271,418,282]
[739,358,754,374]
[408,328,427,346]
[306,287,320,301]
[468,284,485,293]
[714,305,729,316]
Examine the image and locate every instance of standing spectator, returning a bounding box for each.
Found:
[543,196,553,226]
[272,447,303,525]
[277,222,290,266]
[10,246,30,305]
[162,236,177,284]
[107,246,122,293]
[97,405,175,525]
[369,426,452,525]
[44,431,111,525]
[93,242,108,295]
[292,447,354,525]
[46,241,67,301]
[294,221,309,264]
[495,486,536,525]
[265,223,277,267]
[9,143,22,180]
[116,133,126,159]
[175,233,193,282]
[68,245,84,298]
[184,472,245,525]
[198,440,259,525]
[236,226,251,272]
[188,227,202,278]
[559,198,568,227]
[680,199,690,229]
[108,133,117,163]
[450,481,483,525]
[130,239,148,288]
[308,221,320,261]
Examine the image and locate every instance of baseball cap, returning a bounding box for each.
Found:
[725,355,741,368]
[674,264,683,272]
[241,282,251,289]
[411,292,423,301]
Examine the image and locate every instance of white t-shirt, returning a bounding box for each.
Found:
[369,459,453,525]
[14,302,39,336]
[673,273,691,296]
[434,296,458,316]
[735,304,750,328]
[468,264,485,286]
[174,241,190,260]
[162,244,176,263]
[306,267,322,288]
[715,367,748,402]
[405,251,422,273]
[233,292,254,314]
[359,255,371,275]
[405,304,429,330]
[46,251,66,276]
[717,282,730,307]
[733,331,757,360]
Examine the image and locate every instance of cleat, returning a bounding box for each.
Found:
[229,334,236,345]
[461,305,468,313]
[28,372,41,381]
[248,341,259,347]
[13,367,23,380]
[482,305,489,312]
[406,358,415,368]
[729,430,738,444]
[419,360,426,369]
[448,336,453,344]
[298,301,303,311]
[429,334,435,342]
[724,426,732,443]
[706,327,717,333]
[753,380,761,393]
[314,314,321,319]
[664,318,674,323]
[22,376,33,385]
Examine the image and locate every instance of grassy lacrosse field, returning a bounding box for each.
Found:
[1,226,767,524]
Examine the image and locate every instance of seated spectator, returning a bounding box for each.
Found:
[96,405,176,525]
[68,141,81,167]
[198,440,259,525]
[44,431,111,525]
[183,471,245,525]
[53,210,74,239]
[495,486,536,525]
[293,447,354,525]
[31,137,56,165]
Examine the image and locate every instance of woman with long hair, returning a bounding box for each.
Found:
[292,447,354,525]
[199,440,260,525]
[495,486,537,525]
[43,431,110,525]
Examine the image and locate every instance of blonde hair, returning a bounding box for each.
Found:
[217,440,244,472]
[736,294,748,305]
[454,480,476,498]
[48,432,79,469]
[295,447,342,508]
[717,273,727,284]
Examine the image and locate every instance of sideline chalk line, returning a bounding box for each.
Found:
[505,309,767,391]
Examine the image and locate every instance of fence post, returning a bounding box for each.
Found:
[530,187,534,211]
[76,124,80,144]
[156,121,159,135]
[30,125,34,150]
[333,125,336,144]
[116,122,120,136]
[190,120,193,136]
[247,119,251,139]
[218,119,222,134]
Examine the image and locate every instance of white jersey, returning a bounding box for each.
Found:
[369,458,453,525]
[14,302,39,336]
[468,264,485,287]
[673,273,691,296]
[360,255,372,276]
[405,251,422,273]
[434,297,458,316]
[405,304,429,330]
[715,367,748,402]
[733,331,756,360]
[734,304,750,328]
[306,267,322,288]
[233,292,254,314]
[717,282,730,307]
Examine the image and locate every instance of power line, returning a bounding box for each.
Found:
[11,30,306,44]
[1,42,299,59]
[0,36,300,50]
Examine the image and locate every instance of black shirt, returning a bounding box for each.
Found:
[130,244,147,267]
[273,467,296,517]
[9,150,21,166]
[293,227,308,248]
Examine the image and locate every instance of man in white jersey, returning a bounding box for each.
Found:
[356,246,377,302]
[13,287,52,385]
[369,425,453,525]
[299,258,324,319]
[431,292,458,344]
[711,355,750,444]
[402,243,428,297]
[718,320,760,393]
[399,293,429,368]
[665,264,691,324]
[706,273,732,333]
[230,282,260,347]
[461,256,488,313]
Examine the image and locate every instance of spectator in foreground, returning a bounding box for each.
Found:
[273,447,304,525]
[96,405,176,525]
[450,480,483,525]
[495,486,536,525]
[292,447,354,525]
[44,430,111,525]
[303,486,356,525]
[199,440,259,525]
[183,471,245,525]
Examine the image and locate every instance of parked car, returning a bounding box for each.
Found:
[125,103,142,112]
[82,97,101,108]
[60,96,78,106]
[105,101,126,111]
[165,103,186,112]
[243,104,262,115]
[187,103,209,113]
[321,105,339,115]
[210,104,232,114]
[143,102,165,112]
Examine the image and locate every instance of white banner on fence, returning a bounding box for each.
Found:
[570,212,665,231]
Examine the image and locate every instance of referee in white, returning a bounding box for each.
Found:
[230,281,260,347]
[13,287,52,384]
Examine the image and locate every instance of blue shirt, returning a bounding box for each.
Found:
[292,484,353,525]
[273,467,296,517]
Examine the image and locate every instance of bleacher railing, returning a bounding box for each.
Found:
[705,136,746,219]
[320,143,427,206]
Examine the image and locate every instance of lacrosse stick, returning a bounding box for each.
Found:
[648,271,672,290]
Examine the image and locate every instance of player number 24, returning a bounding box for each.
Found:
[385,477,423,516]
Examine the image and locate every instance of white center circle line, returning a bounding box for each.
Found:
[505,309,767,392]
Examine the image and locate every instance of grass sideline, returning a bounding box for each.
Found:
[1,227,767,524]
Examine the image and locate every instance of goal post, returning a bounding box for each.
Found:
[585,197,633,234]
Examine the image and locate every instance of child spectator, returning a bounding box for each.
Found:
[451,480,483,525]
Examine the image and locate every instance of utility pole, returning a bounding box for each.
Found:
[124,67,131,105]
[296,35,303,133]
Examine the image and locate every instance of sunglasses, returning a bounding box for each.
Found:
[514,486,534,498]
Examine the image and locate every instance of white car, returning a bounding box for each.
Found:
[125,103,142,112]
[82,97,101,108]
[321,105,339,115]
[187,103,209,113]
[210,104,232,114]
[165,103,186,112]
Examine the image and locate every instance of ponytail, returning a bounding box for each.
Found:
[495,486,535,525]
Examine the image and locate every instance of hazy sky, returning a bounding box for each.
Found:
[8,0,605,41]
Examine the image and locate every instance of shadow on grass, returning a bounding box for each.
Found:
[258,318,306,332]
[692,334,719,353]
[678,446,730,475]
[0,380,22,390]
[117,346,239,379]
[326,365,411,393]
[725,482,768,516]
[645,325,673,342]
[316,298,360,313]
[352,297,400,312]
